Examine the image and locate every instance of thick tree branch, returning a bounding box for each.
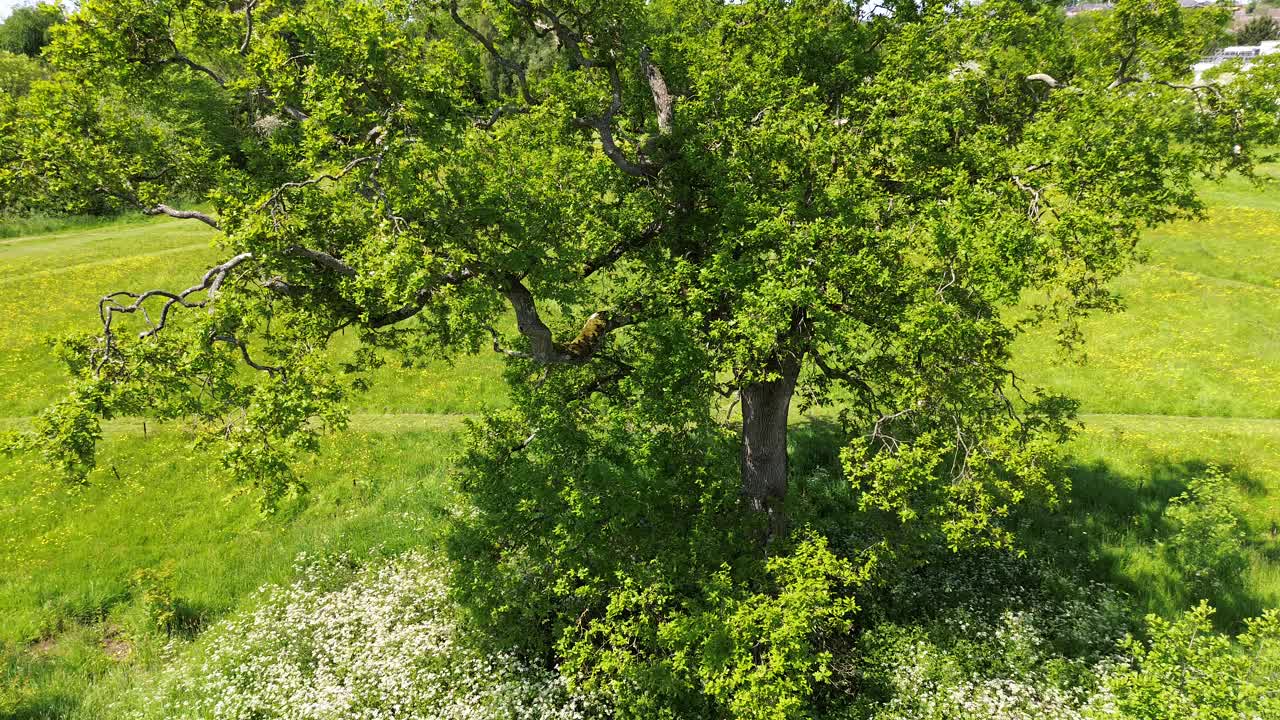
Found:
[505,0,598,70]
[639,47,675,135]
[500,275,633,363]
[368,268,477,328]
[498,1,669,176]
[165,38,227,87]
[239,0,257,55]
[98,186,221,230]
[143,204,221,229]
[812,352,875,400]
[1025,73,1060,88]
[262,276,309,297]
[1110,35,1141,90]
[474,104,528,130]
[285,246,356,276]
[573,62,657,178]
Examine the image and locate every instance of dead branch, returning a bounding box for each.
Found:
[259,155,380,210]
[1025,73,1059,88]
[640,47,674,135]
[97,186,221,230]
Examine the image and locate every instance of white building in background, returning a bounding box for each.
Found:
[1194,41,1280,81]
[1066,0,1247,11]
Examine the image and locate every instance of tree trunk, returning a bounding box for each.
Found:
[740,354,802,542]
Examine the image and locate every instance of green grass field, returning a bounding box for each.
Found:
[1011,161,1280,630]
[0,218,503,717]
[1,161,1277,717]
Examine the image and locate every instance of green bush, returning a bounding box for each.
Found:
[1097,602,1280,719]
[1236,16,1280,45]
[128,566,179,636]
[1162,467,1249,603]
[0,50,46,97]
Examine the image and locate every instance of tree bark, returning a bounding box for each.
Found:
[740,353,802,542]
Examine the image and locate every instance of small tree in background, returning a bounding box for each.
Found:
[1237,15,1280,45]
[1163,466,1249,604]
[0,3,63,58]
[0,50,47,96]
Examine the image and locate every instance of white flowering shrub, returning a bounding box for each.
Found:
[119,552,604,720]
[851,563,1132,720]
[860,615,1109,720]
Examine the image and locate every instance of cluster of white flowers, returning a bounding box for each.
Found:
[876,669,1100,720]
[122,552,602,720]
[867,609,1118,720]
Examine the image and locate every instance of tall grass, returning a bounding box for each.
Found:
[0,213,145,240]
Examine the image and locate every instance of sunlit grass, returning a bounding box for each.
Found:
[1012,264,1280,418]
[0,427,464,717]
[0,215,504,716]
[1012,163,1280,419]
[1010,163,1280,631]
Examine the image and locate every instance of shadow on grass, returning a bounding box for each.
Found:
[1,643,85,720]
[1017,456,1268,631]
[785,417,1271,633]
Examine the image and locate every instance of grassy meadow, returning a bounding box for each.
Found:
[0,161,1277,717]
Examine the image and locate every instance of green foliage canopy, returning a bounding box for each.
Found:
[3,0,1272,530]
[3,1,1280,715]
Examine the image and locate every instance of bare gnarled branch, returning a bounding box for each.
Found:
[259,155,380,210]
[96,253,256,372]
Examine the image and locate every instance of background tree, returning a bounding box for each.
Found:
[3,0,1278,716]
[0,3,64,58]
[1237,15,1280,45]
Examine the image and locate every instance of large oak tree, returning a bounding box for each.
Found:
[2,0,1278,713]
